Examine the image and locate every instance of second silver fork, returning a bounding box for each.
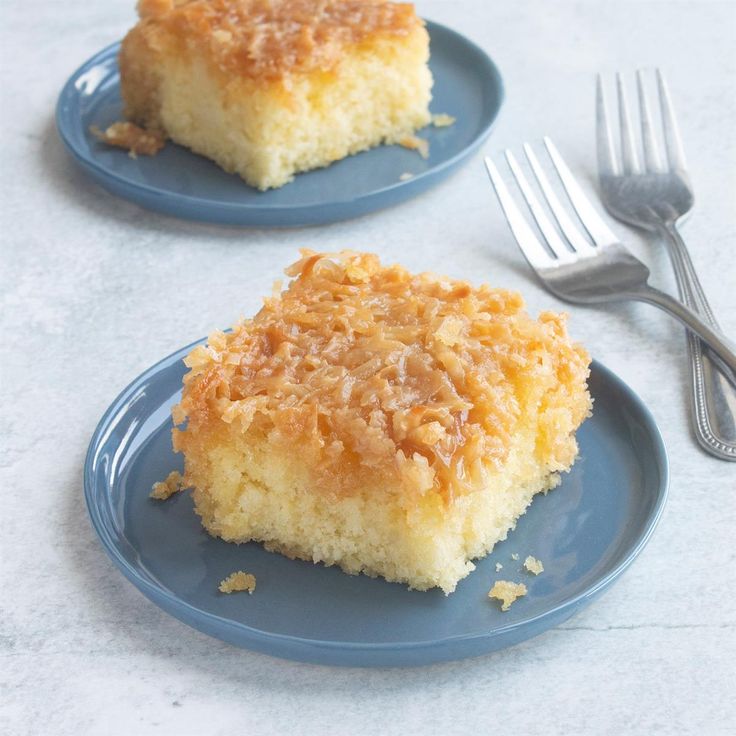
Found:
[596,70,736,461]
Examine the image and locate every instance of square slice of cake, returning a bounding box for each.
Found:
[119,0,433,189]
[172,251,592,594]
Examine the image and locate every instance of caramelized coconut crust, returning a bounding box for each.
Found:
[132,0,422,80]
[90,122,166,155]
[173,251,591,506]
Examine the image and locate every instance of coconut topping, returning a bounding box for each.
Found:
[173,250,591,505]
[135,0,422,80]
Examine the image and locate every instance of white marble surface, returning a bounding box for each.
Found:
[2,1,735,734]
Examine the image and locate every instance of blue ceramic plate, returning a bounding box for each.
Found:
[56,21,503,227]
[85,341,668,667]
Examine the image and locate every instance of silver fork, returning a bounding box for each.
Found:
[483,139,736,381]
[596,70,735,461]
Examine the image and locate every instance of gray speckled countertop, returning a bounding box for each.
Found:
[2,1,735,734]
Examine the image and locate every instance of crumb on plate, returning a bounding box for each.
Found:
[90,121,165,156]
[432,113,455,127]
[218,571,257,594]
[524,555,544,575]
[150,471,185,500]
[495,562,503,572]
[399,134,429,159]
[488,580,527,611]
[511,553,519,561]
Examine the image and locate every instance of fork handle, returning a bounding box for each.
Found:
[658,222,736,461]
[631,286,736,378]
[660,223,719,325]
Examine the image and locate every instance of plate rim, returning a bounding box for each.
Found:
[84,336,669,661]
[55,20,505,226]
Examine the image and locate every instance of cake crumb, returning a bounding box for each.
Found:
[150,471,185,500]
[432,113,456,127]
[524,556,544,575]
[399,172,414,181]
[218,571,256,594]
[90,121,165,156]
[511,553,519,561]
[399,135,429,159]
[495,562,503,572]
[488,581,527,611]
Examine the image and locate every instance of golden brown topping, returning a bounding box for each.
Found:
[488,580,527,611]
[218,571,257,593]
[174,251,591,505]
[523,555,544,575]
[90,122,166,156]
[150,471,186,500]
[137,0,183,19]
[133,0,422,80]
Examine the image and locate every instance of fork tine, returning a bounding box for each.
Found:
[596,74,618,178]
[543,137,620,247]
[483,157,556,271]
[656,68,688,171]
[617,73,641,174]
[504,150,573,262]
[636,69,663,172]
[523,143,596,255]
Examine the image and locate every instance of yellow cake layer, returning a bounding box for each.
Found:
[187,424,561,593]
[119,0,433,189]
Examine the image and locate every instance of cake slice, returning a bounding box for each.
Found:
[172,251,591,594]
[119,0,433,189]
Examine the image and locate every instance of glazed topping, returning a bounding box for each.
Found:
[176,251,591,503]
[90,122,165,156]
[136,0,422,79]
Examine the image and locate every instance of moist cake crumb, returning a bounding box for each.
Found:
[524,556,544,575]
[399,135,429,158]
[90,122,165,156]
[219,571,256,594]
[432,113,455,127]
[488,580,527,611]
[150,471,185,500]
